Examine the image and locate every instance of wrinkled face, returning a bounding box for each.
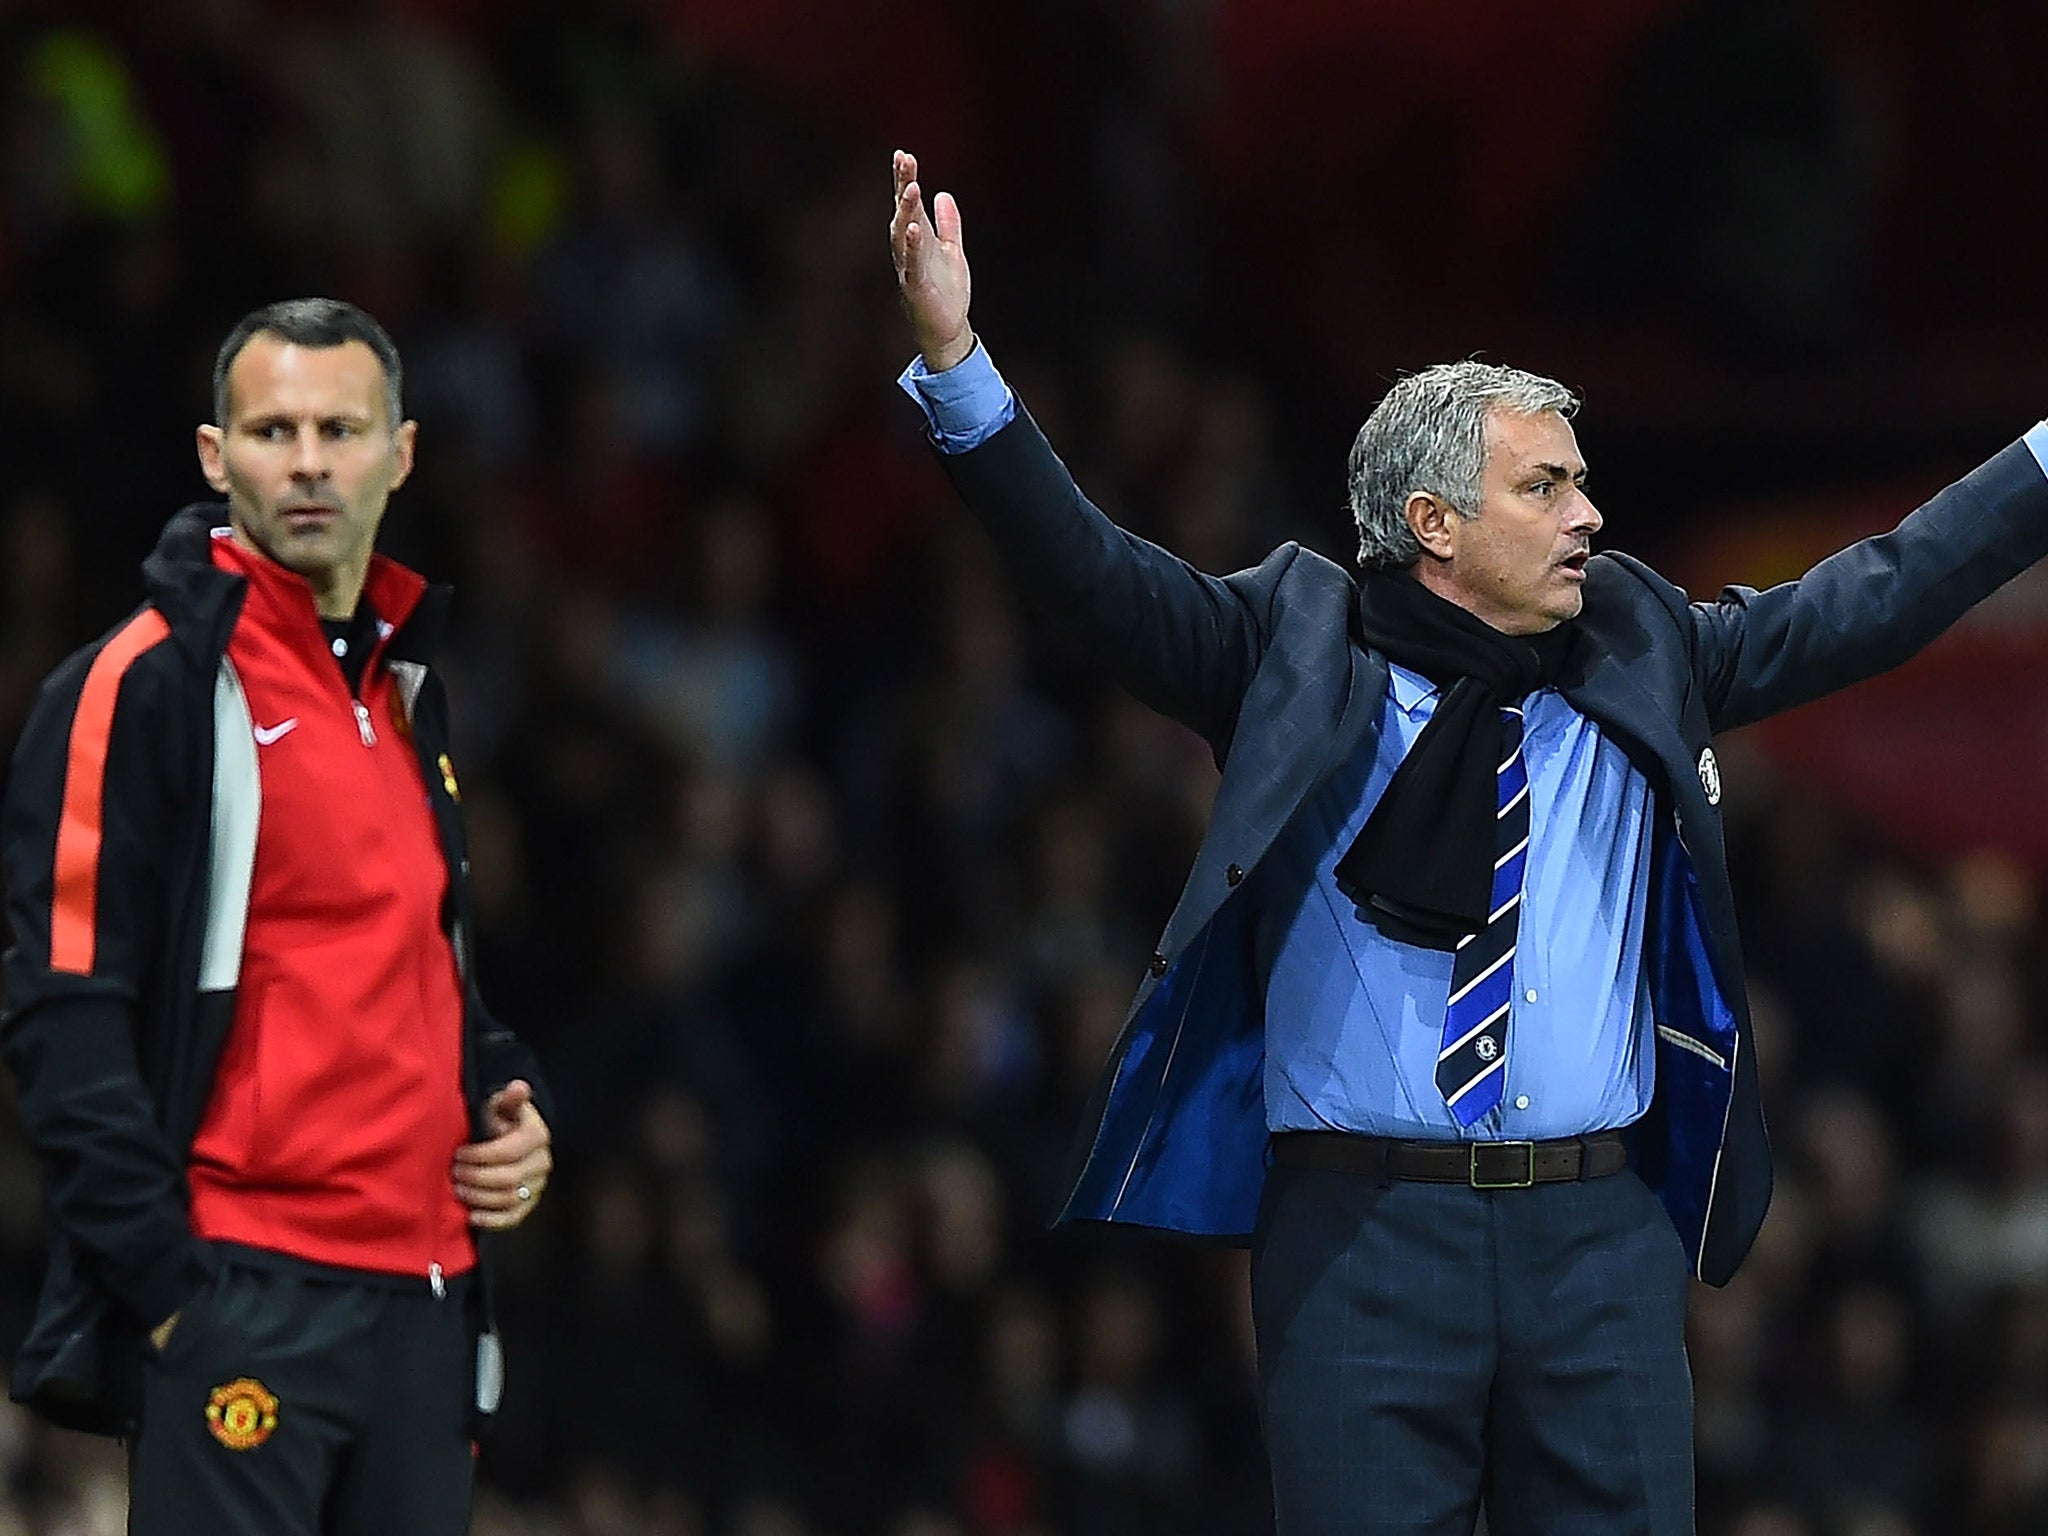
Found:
[195,334,415,616]
[1411,408,1600,634]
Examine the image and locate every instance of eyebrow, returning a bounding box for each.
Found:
[1528,461,1589,483]
[240,411,375,427]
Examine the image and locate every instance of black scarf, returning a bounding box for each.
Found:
[1334,570,1576,950]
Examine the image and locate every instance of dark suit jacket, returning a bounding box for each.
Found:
[938,406,2048,1285]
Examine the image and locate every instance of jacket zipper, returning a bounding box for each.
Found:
[352,666,444,1298]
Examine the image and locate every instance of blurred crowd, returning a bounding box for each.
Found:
[1,2,2047,1535]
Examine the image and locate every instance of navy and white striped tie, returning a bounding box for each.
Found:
[1436,705,1528,1126]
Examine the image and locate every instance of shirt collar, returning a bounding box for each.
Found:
[1387,664,1441,720]
[208,527,429,648]
[1387,663,1561,721]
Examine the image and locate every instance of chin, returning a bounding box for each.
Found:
[267,544,341,584]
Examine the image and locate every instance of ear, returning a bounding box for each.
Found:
[388,419,419,493]
[195,424,231,494]
[1404,490,1458,562]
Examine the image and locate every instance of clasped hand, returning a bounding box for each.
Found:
[453,1079,552,1231]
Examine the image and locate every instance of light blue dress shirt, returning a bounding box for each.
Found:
[904,344,2048,1140]
[1255,667,1655,1140]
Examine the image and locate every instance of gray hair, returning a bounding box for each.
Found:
[1348,361,1579,569]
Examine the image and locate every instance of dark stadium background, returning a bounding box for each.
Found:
[2,1,2047,1533]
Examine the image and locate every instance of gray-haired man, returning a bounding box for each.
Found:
[889,149,2048,1534]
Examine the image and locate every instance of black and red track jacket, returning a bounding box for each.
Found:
[0,505,548,1435]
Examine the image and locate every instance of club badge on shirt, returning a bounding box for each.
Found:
[206,1377,280,1450]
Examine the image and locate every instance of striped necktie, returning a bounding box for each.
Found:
[1436,704,1528,1126]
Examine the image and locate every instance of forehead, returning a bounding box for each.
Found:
[1482,408,1582,477]
[223,335,389,424]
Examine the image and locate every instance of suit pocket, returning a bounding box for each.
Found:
[149,1268,228,1372]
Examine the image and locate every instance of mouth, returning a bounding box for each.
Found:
[1557,549,1590,581]
[278,503,340,530]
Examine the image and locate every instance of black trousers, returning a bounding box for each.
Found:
[1253,1163,1695,1536]
[128,1259,477,1536]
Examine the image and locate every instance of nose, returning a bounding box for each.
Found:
[1570,486,1602,536]
[288,424,328,481]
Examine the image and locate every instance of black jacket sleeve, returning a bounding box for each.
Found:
[1691,439,2048,732]
[1,627,216,1330]
[935,405,1277,749]
[410,667,555,1134]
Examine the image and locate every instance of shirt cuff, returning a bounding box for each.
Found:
[2025,420,2048,481]
[896,341,1017,453]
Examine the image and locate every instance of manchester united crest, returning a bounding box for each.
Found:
[437,753,461,802]
[206,1378,280,1451]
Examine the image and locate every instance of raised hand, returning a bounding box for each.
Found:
[890,149,974,373]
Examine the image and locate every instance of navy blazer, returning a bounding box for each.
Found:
[939,407,2048,1285]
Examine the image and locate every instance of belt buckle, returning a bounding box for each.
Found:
[1470,1141,1536,1190]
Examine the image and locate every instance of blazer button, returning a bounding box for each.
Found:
[1225,863,1245,887]
[1149,952,1169,978]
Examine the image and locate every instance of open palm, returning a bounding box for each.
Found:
[890,149,974,372]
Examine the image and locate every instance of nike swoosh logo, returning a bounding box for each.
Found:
[252,718,300,746]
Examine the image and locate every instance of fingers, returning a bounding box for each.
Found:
[455,1156,550,1202]
[463,1172,547,1230]
[892,187,930,281]
[932,189,962,248]
[483,1078,533,1132]
[453,1088,553,1230]
[455,1101,550,1166]
[892,150,928,239]
[488,1079,534,1111]
[460,1168,549,1229]
[890,147,973,369]
[454,1141,552,1230]
[455,1141,552,1189]
[890,148,937,283]
[454,1117,546,1167]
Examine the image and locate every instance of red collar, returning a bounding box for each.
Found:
[208,528,427,641]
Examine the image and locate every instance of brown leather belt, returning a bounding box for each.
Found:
[1271,1130,1629,1189]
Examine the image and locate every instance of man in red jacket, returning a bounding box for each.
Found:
[2,299,553,1535]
